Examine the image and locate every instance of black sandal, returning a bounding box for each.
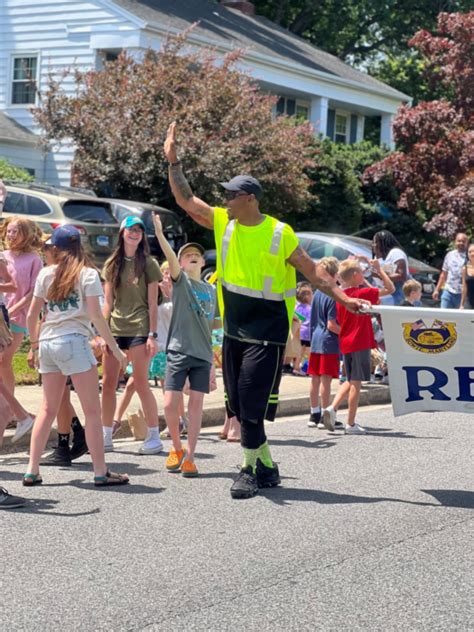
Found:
[23,473,43,487]
[94,471,129,487]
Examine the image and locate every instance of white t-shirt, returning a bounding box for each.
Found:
[157,300,173,349]
[382,247,409,273]
[34,266,103,341]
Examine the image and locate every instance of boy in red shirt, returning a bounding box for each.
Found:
[323,258,394,434]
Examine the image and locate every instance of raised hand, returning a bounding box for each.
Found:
[152,212,163,236]
[164,121,178,163]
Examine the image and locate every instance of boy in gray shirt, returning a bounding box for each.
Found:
[153,214,216,477]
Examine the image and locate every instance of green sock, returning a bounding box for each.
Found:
[242,448,259,473]
[257,442,274,468]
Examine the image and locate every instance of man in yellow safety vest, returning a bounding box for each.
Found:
[164,123,366,499]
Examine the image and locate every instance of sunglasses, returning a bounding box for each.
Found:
[224,190,249,201]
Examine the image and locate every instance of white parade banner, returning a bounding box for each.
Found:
[370,305,474,417]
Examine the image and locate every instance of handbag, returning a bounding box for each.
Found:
[0,308,12,353]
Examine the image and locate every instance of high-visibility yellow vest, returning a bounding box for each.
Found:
[213,207,298,338]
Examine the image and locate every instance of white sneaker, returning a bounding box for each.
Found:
[139,437,164,455]
[322,407,336,431]
[316,421,325,429]
[344,423,367,435]
[11,416,34,444]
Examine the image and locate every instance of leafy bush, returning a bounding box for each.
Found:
[0,157,34,183]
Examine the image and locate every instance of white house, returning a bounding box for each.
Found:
[0,0,410,186]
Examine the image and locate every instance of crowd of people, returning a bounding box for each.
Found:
[0,123,473,509]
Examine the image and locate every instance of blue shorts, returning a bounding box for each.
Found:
[10,322,28,335]
[39,333,97,376]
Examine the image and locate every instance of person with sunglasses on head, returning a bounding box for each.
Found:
[25,225,129,487]
[164,122,368,499]
[101,216,163,454]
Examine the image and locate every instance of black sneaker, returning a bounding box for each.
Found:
[230,466,258,499]
[41,444,72,467]
[70,430,88,460]
[307,411,321,427]
[256,458,281,488]
[335,420,344,429]
[0,487,26,509]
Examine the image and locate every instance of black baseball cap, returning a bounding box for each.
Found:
[219,175,263,200]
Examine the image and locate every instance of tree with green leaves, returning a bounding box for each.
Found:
[253,0,472,101]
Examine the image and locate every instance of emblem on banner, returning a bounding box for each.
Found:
[402,319,457,353]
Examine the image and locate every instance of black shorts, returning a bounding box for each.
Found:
[222,336,284,424]
[165,351,211,394]
[115,336,148,351]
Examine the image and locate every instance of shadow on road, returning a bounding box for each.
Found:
[3,497,101,517]
[365,428,443,439]
[267,437,341,449]
[260,486,473,508]
[422,489,474,509]
[68,479,165,495]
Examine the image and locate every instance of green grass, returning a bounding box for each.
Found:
[13,352,39,386]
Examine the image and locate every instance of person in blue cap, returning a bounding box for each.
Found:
[25,225,129,487]
[164,122,367,499]
[101,216,163,454]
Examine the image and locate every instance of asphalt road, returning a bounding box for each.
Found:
[1,405,473,631]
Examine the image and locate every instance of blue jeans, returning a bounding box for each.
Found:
[440,289,461,309]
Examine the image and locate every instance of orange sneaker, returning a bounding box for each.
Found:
[165,448,186,472]
[181,459,199,478]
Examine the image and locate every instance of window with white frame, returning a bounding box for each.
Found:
[276,97,310,121]
[11,56,38,105]
[334,113,348,143]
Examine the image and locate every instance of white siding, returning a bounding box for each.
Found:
[0,142,44,177]
[0,0,138,185]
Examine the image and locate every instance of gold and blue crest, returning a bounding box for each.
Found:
[402,319,457,354]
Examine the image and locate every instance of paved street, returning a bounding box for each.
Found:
[1,405,473,631]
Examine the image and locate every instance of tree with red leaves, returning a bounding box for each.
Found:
[33,33,316,225]
[364,12,474,238]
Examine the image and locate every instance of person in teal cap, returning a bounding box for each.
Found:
[101,216,164,454]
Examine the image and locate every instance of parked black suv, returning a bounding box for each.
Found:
[107,200,187,259]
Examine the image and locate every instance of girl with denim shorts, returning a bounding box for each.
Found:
[24,225,129,488]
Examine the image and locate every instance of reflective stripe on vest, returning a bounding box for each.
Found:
[220,220,294,302]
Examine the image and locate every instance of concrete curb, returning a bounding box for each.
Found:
[0,384,391,452]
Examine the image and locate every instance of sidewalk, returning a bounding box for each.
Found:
[1,370,391,450]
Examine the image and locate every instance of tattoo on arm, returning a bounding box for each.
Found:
[288,247,342,300]
[169,165,193,201]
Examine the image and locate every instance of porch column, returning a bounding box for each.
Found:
[356,115,365,142]
[310,96,328,138]
[380,113,395,149]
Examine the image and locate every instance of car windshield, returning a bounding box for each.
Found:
[142,210,182,234]
[62,201,117,224]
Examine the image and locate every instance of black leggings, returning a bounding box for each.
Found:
[240,419,267,450]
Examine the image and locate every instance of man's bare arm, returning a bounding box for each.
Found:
[165,122,213,230]
[287,247,368,314]
[168,164,213,230]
